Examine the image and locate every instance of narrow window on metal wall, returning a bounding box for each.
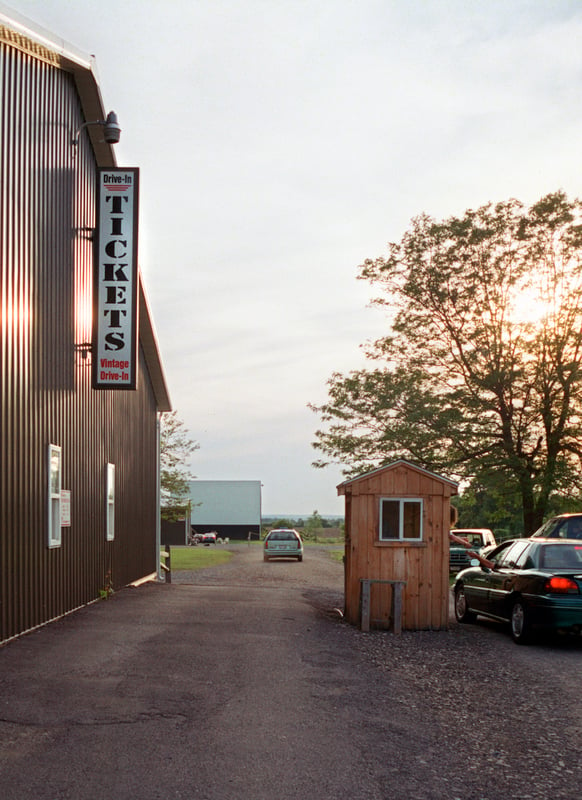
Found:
[48,444,62,548]
[379,498,423,541]
[106,463,115,541]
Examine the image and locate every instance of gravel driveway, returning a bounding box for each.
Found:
[176,543,582,799]
[2,543,578,799]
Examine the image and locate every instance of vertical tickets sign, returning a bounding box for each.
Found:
[92,168,139,390]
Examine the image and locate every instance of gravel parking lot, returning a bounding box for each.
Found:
[177,543,582,799]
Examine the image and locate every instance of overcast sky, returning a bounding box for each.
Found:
[7,0,582,514]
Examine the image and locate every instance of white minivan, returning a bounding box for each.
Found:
[263,529,303,562]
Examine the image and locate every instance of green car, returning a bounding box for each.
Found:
[454,538,582,643]
[263,529,304,562]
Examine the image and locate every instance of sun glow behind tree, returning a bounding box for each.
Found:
[311,191,582,535]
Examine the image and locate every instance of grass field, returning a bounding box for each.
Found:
[164,542,344,571]
[164,546,233,571]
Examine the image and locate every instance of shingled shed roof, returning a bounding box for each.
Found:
[337,459,459,495]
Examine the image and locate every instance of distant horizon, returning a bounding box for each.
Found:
[262,513,344,520]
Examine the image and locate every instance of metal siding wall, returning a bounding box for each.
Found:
[1,42,158,642]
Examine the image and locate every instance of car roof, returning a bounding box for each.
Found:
[546,513,582,519]
[451,528,494,535]
[528,537,582,545]
[492,538,582,549]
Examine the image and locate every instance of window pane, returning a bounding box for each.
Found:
[50,449,60,495]
[48,445,62,547]
[403,501,421,539]
[504,540,530,567]
[107,504,115,541]
[381,500,399,539]
[496,542,520,567]
[50,498,61,544]
[106,463,115,541]
[514,543,533,568]
[542,544,582,570]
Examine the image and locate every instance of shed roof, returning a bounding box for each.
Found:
[0,4,171,412]
[337,459,459,495]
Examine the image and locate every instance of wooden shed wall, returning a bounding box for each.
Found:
[343,465,453,630]
[0,37,159,642]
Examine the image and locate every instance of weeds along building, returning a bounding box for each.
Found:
[0,7,171,642]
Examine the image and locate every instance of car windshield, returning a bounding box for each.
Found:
[268,532,297,541]
[460,533,485,546]
[533,515,582,539]
[540,544,582,570]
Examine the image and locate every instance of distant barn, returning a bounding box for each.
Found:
[187,481,262,541]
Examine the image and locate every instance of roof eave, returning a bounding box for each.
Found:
[337,459,459,495]
[0,4,171,411]
[139,278,172,412]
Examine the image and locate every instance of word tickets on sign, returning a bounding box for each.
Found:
[92,168,139,390]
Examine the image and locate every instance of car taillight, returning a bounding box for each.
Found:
[545,576,580,594]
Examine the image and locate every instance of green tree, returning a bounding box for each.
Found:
[272,518,297,529]
[304,510,323,541]
[453,478,524,539]
[160,411,199,521]
[311,192,582,536]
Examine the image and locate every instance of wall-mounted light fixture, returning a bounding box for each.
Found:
[72,111,121,147]
[73,342,92,361]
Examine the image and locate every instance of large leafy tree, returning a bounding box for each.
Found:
[160,411,199,521]
[311,192,582,535]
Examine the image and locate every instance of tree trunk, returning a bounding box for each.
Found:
[519,473,546,537]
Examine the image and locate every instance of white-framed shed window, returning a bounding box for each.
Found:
[48,444,62,548]
[106,463,115,541]
[379,498,423,541]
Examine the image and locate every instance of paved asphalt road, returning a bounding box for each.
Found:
[1,544,581,799]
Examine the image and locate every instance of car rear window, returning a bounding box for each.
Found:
[462,533,485,546]
[540,544,582,570]
[268,532,297,541]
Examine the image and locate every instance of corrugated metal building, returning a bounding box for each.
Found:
[0,7,171,642]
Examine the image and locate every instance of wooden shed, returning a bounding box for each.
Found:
[338,461,458,631]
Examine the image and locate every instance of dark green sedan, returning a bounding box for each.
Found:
[454,538,582,644]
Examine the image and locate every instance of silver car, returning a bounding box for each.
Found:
[263,529,303,562]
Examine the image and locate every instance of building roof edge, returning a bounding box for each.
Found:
[1,3,171,412]
[337,459,459,493]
